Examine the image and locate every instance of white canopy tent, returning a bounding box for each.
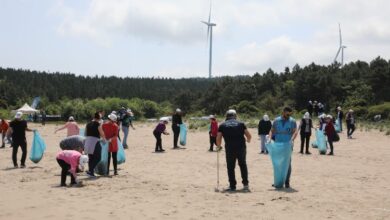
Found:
[12,103,39,114]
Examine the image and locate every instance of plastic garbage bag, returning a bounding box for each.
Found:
[180,124,187,146]
[266,141,292,188]
[335,119,341,133]
[30,131,47,163]
[95,141,109,175]
[316,129,327,154]
[117,138,126,164]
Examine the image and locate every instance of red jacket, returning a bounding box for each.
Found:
[102,122,119,152]
[0,120,9,133]
[325,122,336,140]
[210,120,219,137]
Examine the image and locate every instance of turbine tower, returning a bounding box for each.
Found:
[202,1,216,79]
[334,23,347,65]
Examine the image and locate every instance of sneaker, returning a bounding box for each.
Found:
[160,149,165,152]
[86,171,96,178]
[14,165,18,168]
[328,152,334,156]
[243,185,250,191]
[114,171,118,175]
[208,149,214,152]
[60,184,67,187]
[305,151,311,155]
[222,187,236,192]
[285,183,290,188]
[20,165,26,168]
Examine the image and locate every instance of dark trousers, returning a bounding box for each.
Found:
[172,125,180,147]
[57,159,76,185]
[12,140,27,166]
[154,131,162,151]
[209,135,216,150]
[347,123,355,137]
[286,162,291,185]
[339,119,343,131]
[107,152,118,174]
[225,146,249,189]
[88,142,102,174]
[328,140,334,153]
[300,133,311,153]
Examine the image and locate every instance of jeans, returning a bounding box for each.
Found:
[300,133,311,153]
[259,135,267,152]
[122,126,129,147]
[57,159,76,185]
[88,142,102,174]
[12,139,27,166]
[154,131,162,151]
[225,145,249,189]
[172,125,180,147]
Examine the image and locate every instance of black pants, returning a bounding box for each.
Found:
[12,139,27,166]
[209,134,216,150]
[88,142,102,174]
[347,123,355,137]
[225,146,249,189]
[328,140,334,154]
[154,131,162,151]
[286,162,291,185]
[107,152,118,174]
[57,159,76,185]
[300,133,311,153]
[172,125,180,147]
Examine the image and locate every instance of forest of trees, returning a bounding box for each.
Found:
[0,56,390,120]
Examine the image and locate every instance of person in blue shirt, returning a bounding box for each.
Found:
[269,107,298,188]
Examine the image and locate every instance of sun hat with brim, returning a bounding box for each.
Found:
[209,115,215,119]
[15,112,23,119]
[160,117,169,122]
[108,114,117,122]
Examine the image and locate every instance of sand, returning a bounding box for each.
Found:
[0,122,389,220]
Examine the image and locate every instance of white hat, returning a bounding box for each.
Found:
[337,106,341,110]
[159,117,169,122]
[349,109,354,113]
[176,108,182,113]
[15,112,23,119]
[68,116,74,121]
[209,115,215,119]
[303,112,310,119]
[326,114,333,119]
[79,155,89,170]
[108,114,117,122]
[111,111,117,114]
[263,114,270,121]
[319,113,326,119]
[226,109,237,115]
[127,109,132,113]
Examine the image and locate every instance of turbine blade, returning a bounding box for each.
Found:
[334,47,342,62]
[339,23,342,46]
[208,0,212,23]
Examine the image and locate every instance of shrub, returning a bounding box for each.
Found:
[367,102,390,120]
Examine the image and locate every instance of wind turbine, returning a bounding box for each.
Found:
[202,1,216,79]
[334,23,347,65]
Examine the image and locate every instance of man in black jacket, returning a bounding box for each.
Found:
[258,114,272,154]
[172,108,183,149]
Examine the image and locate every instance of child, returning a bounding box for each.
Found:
[56,150,89,186]
[208,115,218,152]
[153,117,170,152]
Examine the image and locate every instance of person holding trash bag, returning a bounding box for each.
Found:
[324,115,337,155]
[102,113,119,175]
[258,114,272,154]
[216,109,252,192]
[268,107,297,188]
[55,116,80,137]
[298,112,313,155]
[59,135,85,152]
[208,115,218,152]
[6,112,36,168]
[84,112,106,177]
[172,108,183,149]
[56,150,88,187]
[153,117,170,152]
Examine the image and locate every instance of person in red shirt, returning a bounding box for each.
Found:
[0,118,10,148]
[324,115,336,155]
[102,114,119,175]
[209,115,219,152]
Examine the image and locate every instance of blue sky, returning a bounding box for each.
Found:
[1,0,390,78]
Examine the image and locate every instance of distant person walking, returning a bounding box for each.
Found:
[153,117,170,152]
[269,107,297,188]
[307,101,313,116]
[258,114,272,154]
[55,116,80,137]
[0,118,10,148]
[102,114,119,175]
[172,108,183,149]
[6,112,36,168]
[346,109,356,139]
[84,112,106,177]
[208,115,219,152]
[41,109,46,126]
[324,115,336,155]
[314,101,319,116]
[216,109,252,192]
[121,109,135,149]
[336,107,344,132]
[298,112,313,154]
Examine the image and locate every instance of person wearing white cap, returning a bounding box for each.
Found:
[121,109,135,149]
[102,114,120,175]
[336,106,344,132]
[153,117,170,152]
[172,108,183,149]
[258,114,272,154]
[6,112,36,168]
[208,115,219,152]
[346,109,355,139]
[55,116,80,137]
[56,150,88,187]
[216,109,252,192]
[298,112,313,154]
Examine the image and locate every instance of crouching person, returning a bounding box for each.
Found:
[56,150,89,187]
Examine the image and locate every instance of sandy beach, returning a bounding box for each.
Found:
[0,122,389,220]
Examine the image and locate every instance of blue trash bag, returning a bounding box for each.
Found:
[30,131,47,163]
[79,128,85,137]
[117,138,126,164]
[180,124,187,146]
[316,129,327,154]
[335,119,341,133]
[95,141,109,175]
[266,141,292,188]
